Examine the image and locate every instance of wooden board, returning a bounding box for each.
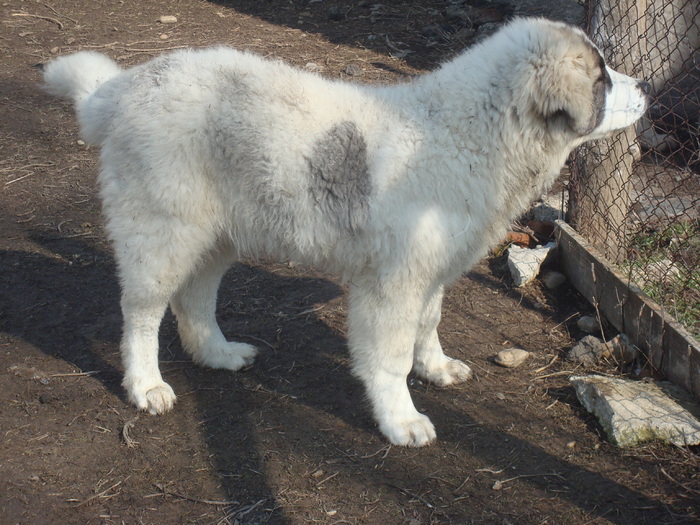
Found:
[555,221,700,399]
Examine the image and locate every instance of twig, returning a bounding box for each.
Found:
[237,334,275,351]
[492,472,564,490]
[5,172,36,186]
[315,471,339,487]
[218,499,267,525]
[591,264,607,340]
[152,483,239,506]
[550,312,580,332]
[73,479,124,507]
[43,3,79,25]
[389,483,435,509]
[121,416,140,448]
[534,354,559,373]
[475,467,504,474]
[50,371,98,377]
[361,444,392,459]
[660,468,699,495]
[12,13,64,29]
[531,370,577,381]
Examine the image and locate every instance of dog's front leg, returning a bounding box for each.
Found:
[412,285,473,386]
[347,279,436,447]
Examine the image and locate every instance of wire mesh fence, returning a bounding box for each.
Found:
[568,0,700,339]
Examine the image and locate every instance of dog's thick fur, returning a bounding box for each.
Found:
[43,18,648,446]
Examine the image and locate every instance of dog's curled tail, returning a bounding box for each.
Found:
[43,52,122,145]
[43,51,121,103]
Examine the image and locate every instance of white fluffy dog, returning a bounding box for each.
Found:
[43,18,649,446]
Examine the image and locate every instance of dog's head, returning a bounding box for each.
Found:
[510,19,650,139]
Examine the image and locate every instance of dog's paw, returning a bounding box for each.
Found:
[417,357,473,387]
[196,342,258,371]
[125,379,177,415]
[144,383,177,414]
[380,413,437,447]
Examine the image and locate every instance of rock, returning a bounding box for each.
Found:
[630,258,681,287]
[305,62,323,72]
[531,202,561,222]
[631,194,699,225]
[159,15,177,24]
[566,333,640,366]
[445,6,469,21]
[576,315,599,334]
[344,64,363,76]
[494,348,530,368]
[507,242,555,287]
[601,334,640,365]
[542,270,566,289]
[475,22,501,39]
[328,6,343,21]
[570,375,700,447]
[566,335,605,365]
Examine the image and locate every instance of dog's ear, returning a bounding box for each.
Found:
[526,52,598,134]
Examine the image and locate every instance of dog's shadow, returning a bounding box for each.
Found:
[4,228,354,415]
[3,229,677,523]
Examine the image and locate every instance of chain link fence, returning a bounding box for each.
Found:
[568,0,700,339]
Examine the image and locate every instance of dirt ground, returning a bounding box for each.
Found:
[1,0,699,523]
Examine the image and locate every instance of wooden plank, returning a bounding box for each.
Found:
[555,221,700,399]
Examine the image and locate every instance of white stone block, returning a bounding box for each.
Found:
[507,242,555,287]
[570,374,700,447]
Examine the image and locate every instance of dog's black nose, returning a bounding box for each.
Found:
[638,80,652,95]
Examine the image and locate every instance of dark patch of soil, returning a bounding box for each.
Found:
[1,1,698,523]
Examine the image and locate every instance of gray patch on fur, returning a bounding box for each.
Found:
[586,50,611,134]
[307,121,371,233]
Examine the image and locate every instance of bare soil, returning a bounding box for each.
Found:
[1,1,698,523]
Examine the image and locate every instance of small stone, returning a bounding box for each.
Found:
[445,6,469,21]
[328,6,343,20]
[601,333,640,365]
[507,242,555,287]
[542,270,566,289]
[566,335,605,365]
[305,62,323,72]
[345,64,363,76]
[631,258,681,287]
[494,348,530,368]
[577,315,599,334]
[159,15,177,24]
[566,441,576,449]
[76,140,85,146]
[159,33,169,40]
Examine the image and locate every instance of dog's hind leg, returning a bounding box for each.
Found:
[412,285,473,386]
[347,279,436,447]
[116,220,216,416]
[170,254,257,370]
